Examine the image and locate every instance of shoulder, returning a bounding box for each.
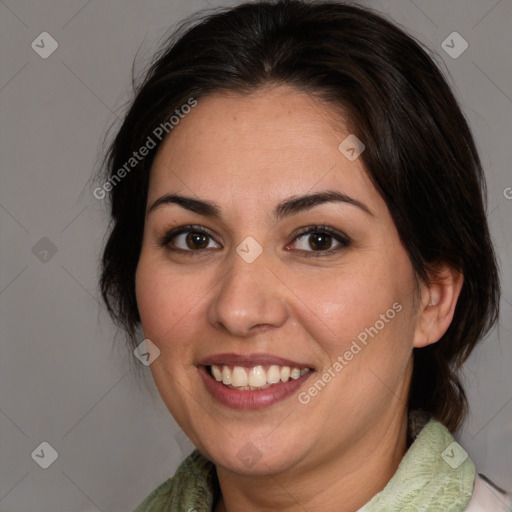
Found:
[465,473,512,512]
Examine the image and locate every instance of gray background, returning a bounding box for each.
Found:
[1,0,511,511]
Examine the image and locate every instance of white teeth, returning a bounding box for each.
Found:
[210,364,311,389]
[290,368,301,380]
[267,365,281,384]
[248,366,267,387]
[211,365,222,381]
[280,366,291,382]
[222,366,232,385]
[231,366,248,387]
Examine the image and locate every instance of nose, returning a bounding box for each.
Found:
[206,248,288,337]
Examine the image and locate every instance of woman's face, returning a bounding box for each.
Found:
[135,85,424,475]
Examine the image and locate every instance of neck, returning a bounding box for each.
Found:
[214,408,409,512]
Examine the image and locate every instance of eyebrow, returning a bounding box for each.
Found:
[147,189,373,220]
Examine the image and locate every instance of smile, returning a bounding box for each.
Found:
[209,364,311,390]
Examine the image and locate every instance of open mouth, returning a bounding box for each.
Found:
[207,364,312,391]
[198,358,316,409]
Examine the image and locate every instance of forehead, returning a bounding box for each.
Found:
[148,85,385,217]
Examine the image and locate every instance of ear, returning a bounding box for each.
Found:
[413,264,464,349]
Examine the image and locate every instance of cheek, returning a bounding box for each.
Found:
[299,274,414,414]
[135,252,204,345]
[297,270,399,345]
[135,255,206,409]
[294,250,415,373]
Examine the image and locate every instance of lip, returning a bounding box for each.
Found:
[198,352,314,369]
[198,363,314,410]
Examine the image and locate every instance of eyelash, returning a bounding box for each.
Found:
[158,224,351,258]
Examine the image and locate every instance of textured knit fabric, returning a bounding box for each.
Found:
[133,411,479,512]
[358,412,475,511]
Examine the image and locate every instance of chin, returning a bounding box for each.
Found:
[195,431,312,477]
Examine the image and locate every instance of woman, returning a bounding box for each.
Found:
[97,1,511,510]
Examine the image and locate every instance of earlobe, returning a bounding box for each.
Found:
[413,265,463,349]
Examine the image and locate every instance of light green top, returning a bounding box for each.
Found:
[133,412,476,511]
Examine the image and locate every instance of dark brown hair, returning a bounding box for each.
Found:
[97,0,500,431]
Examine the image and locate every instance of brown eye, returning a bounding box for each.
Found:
[290,226,351,256]
[186,232,210,249]
[308,233,333,251]
[160,225,221,252]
